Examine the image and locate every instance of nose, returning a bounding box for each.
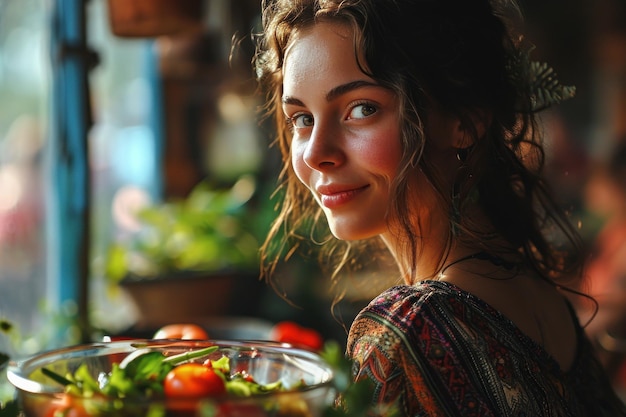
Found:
[302,121,345,170]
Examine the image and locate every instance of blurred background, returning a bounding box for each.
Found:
[0,0,624,392]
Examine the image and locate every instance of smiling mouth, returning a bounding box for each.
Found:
[318,185,369,208]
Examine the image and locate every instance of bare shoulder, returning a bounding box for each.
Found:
[443,269,578,371]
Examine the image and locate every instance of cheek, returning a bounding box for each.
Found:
[366,146,401,173]
[358,128,403,175]
[291,142,310,186]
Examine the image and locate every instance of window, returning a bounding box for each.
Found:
[0,0,49,355]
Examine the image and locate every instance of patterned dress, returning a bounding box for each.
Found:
[347,281,626,416]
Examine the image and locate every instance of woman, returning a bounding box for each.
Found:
[255,0,626,415]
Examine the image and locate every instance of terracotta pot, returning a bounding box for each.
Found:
[107,0,204,38]
[120,270,244,329]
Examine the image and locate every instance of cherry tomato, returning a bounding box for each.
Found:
[44,395,89,417]
[164,363,226,398]
[153,323,209,340]
[270,321,324,351]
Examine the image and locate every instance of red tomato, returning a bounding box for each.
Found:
[164,363,226,398]
[270,321,324,351]
[153,323,209,340]
[44,395,89,417]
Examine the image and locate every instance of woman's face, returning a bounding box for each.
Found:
[282,22,403,241]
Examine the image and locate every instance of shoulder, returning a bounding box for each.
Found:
[347,281,486,358]
[372,281,463,305]
[352,281,479,330]
[345,282,501,415]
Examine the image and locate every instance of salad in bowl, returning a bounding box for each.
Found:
[7,339,335,417]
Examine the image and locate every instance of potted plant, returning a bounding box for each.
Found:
[103,175,268,329]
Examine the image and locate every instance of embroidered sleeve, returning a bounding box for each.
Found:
[346,287,497,417]
[347,312,469,417]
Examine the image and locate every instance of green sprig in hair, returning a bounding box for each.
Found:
[508,42,576,112]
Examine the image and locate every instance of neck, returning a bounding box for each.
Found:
[380,231,451,284]
[382,228,521,284]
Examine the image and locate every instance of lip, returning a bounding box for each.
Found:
[316,184,370,209]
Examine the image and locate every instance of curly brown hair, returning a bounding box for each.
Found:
[254,0,583,294]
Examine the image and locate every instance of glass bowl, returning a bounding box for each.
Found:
[7,339,335,417]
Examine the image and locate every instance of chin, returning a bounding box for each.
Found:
[328,226,380,242]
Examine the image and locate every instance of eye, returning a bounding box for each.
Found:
[348,102,377,119]
[291,113,314,128]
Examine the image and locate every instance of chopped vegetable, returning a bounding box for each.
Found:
[163,363,226,398]
[40,345,300,416]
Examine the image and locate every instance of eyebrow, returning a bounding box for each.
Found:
[282,80,380,106]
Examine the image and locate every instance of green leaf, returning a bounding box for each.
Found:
[124,351,173,384]
[161,346,219,365]
[101,363,138,397]
[225,379,253,397]
[209,355,230,373]
[73,363,101,396]
[507,43,576,112]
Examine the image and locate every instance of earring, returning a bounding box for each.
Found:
[456,147,470,163]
